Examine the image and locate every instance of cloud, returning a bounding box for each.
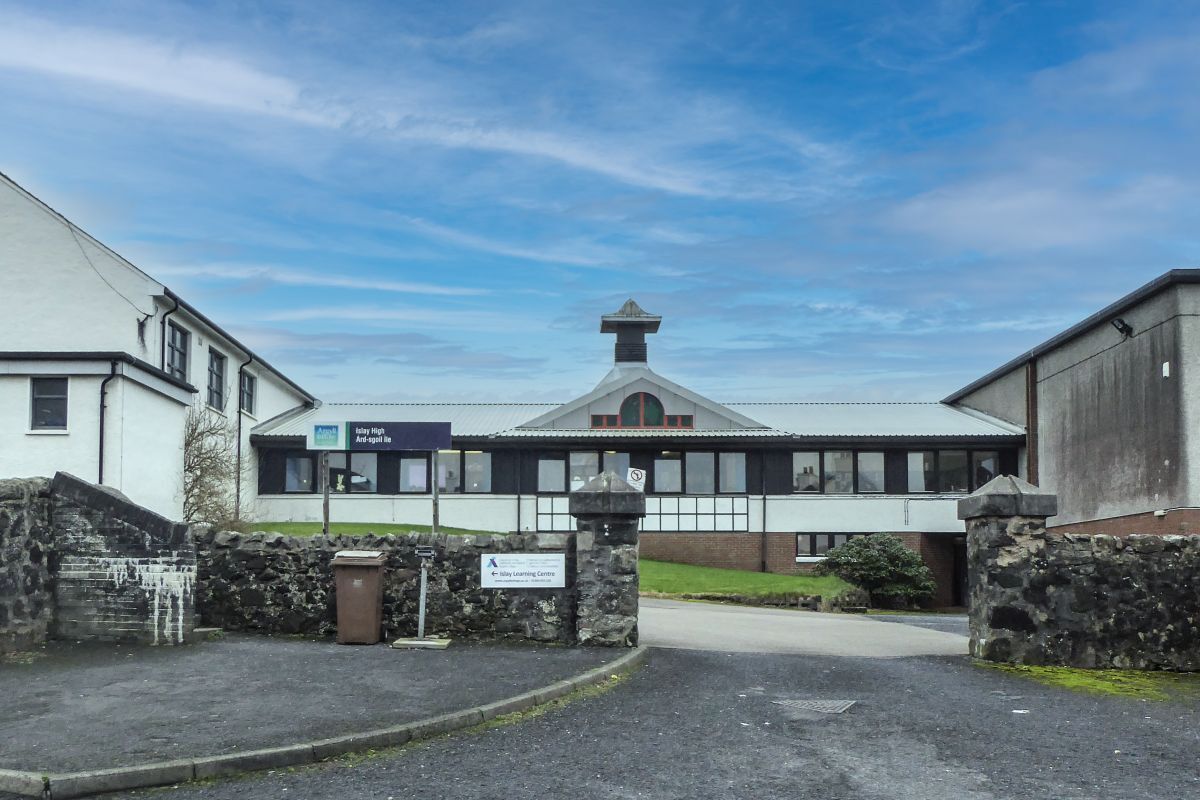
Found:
[396,215,629,268]
[154,263,487,296]
[259,305,535,331]
[231,326,545,374]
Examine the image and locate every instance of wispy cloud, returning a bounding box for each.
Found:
[154,263,487,296]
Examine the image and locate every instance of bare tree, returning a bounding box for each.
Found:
[182,404,238,526]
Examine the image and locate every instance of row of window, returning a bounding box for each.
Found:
[588,392,695,429]
[284,450,493,494]
[167,321,256,415]
[791,450,998,494]
[536,451,747,493]
[797,532,867,557]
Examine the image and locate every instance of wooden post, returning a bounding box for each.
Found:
[431,449,440,534]
[322,450,330,536]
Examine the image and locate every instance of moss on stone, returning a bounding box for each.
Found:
[978,661,1200,701]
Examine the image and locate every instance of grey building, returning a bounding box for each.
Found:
[946,269,1200,535]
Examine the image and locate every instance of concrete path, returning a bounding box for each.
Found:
[639,598,968,657]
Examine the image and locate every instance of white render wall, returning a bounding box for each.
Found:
[250,491,965,535]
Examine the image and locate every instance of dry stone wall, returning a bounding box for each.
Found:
[0,473,196,652]
[195,529,577,643]
[0,478,54,654]
[961,476,1200,670]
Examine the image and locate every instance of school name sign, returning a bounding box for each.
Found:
[306,421,452,451]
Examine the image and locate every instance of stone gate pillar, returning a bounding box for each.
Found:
[957,475,1057,663]
[569,472,644,647]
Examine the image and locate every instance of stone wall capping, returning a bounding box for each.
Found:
[957,474,1058,520]
[569,471,646,519]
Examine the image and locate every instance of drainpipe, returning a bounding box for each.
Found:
[160,294,180,371]
[235,354,253,520]
[98,360,119,484]
[760,450,768,573]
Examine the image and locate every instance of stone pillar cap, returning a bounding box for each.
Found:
[568,471,646,518]
[957,475,1057,520]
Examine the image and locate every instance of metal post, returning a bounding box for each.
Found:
[322,450,331,536]
[431,449,440,535]
[417,561,428,639]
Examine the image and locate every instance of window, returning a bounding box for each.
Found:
[792,452,820,492]
[327,453,349,493]
[438,451,462,492]
[350,453,377,493]
[654,452,682,493]
[973,451,999,488]
[856,452,885,493]
[207,349,227,409]
[798,533,865,558]
[719,452,747,493]
[685,452,715,494]
[538,457,566,492]
[939,450,969,492]
[285,454,314,492]
[603,451,629,475]
[239,372,256,415]
[400,456,428,492]
[591,393,694,429]
[907,451,936,492]
[464,452,491,492]
[166,322,189,380]
[570,452,600,490]
[30,377,68,430]
[823,451,854,494]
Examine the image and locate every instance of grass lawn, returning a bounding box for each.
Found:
[256,521,492,538]
[639,559,852,599]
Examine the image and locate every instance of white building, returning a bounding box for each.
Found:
[0,172,315,518]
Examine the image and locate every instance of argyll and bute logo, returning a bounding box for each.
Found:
[313,424,340,448]
[487,557,499,569]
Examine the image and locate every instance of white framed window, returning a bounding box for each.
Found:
[30,377,68,430]
[207,349,227,410]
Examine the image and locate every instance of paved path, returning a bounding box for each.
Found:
[0,635,617,773]
[639,598,969,657]
[116,648,1200,800]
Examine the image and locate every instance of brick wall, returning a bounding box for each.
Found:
[1051,509,1200,536]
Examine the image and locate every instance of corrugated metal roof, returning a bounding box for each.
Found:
[724,403,1023,437]
[255,400,1022,439]
[252,403,557,438]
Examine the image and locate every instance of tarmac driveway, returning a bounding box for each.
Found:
[639,597,969,657]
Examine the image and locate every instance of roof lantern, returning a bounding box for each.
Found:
[600,298,661,364]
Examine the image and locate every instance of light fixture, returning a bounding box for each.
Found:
[1111,317,1134,338]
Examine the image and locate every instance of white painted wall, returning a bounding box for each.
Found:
[250,490,964,535]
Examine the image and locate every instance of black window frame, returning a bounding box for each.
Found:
[537,452,568,493]
[283,451,316,494]
[207,348,227,410]
[797,532,869,558]
[239,371,256,415]
[166,322,189,381]
[29,376,69,431]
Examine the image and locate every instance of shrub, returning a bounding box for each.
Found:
[813,534,936,608]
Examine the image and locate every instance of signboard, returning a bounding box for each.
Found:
[481,553,566,589]
[347,422,452,451]
[625,467,646,492]
[306,421,452,451]
[308,422,343,450]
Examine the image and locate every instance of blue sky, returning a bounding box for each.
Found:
[2,0,1198,402]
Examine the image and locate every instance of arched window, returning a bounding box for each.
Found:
[591,393,693,428]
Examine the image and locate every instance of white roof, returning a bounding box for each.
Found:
[255,400,1021,440]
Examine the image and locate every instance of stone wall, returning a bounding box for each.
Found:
[0,478,54,654]
[195,529,577,643]
[0,473,196,651]
[961,476,1200,670]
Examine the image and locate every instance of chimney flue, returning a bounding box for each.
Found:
[600,299,661,365]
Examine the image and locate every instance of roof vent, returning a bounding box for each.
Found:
[600,299,661,364]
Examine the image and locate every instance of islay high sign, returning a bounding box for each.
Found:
[307,421,452,451]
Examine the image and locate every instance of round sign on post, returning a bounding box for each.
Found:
[625,467,646,492]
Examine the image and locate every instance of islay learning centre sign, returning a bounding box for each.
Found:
[481,553,567,589]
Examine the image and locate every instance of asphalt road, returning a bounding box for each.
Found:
[109,606,1197,800]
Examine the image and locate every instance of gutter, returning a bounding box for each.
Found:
[98,360,119,484]
[235,354,253,520]
[160,294,180,373]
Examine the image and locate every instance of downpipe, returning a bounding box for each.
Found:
[98,360,118,484]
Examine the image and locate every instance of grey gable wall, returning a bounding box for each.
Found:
[530,376,754,430]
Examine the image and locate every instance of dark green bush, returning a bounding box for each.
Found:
[812,534,936,608]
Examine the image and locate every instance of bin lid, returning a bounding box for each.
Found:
[333,549,387,566]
